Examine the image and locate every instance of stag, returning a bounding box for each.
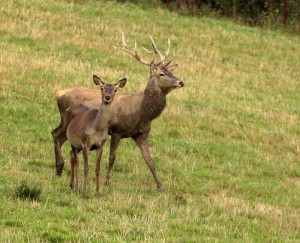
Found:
[51,33,184,192]
[64,75,126,197]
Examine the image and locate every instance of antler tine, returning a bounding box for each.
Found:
[142,46,154,54]
[122,32,126,47]
[148,34,165,61]
[156,38,172,66]
[165,53,176,67]
[147,34,173,66]
[141,46,156,64]
[114,32,151,66]
[165,38,171,57]
[134,41,138,54]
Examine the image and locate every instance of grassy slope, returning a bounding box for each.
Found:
[0,0,300,241]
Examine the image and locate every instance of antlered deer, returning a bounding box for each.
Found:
[64,75,126,198]
[52,33,184,192]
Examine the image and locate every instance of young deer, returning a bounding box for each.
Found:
[52,33,184,192]
[65,75,126,198]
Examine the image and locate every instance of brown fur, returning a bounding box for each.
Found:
[52,65,184,193]
[52,35,184,192]
[61,76,126,198]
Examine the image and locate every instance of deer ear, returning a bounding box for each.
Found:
[150,62,157,74]
[115,78,127,89]
[93,75,105,86]
[167,64,178,72]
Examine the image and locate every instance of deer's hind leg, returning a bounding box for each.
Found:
[52,105,76,176]
[52,125,67,176]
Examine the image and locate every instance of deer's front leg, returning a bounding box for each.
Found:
[73,147,79,192]
[70,147,80,192]
[69,149,75,189]
[133,133,163,193]
[82,146,89,198]
[105,134,121,186]
[94,147,103,197]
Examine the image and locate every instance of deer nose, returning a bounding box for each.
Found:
[179,80,184,87]
[104,95,112,101]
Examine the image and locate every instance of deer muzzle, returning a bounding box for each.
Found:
[174,80,184,88]
[103,95,113,103]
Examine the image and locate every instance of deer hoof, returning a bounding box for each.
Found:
[104,179,110,186]
[157,185,164,193]
[56,160,65,176]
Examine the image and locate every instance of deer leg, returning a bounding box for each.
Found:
[82,146,89,198]
[74,149,79,192]
[94,147,103,197]
[133,134,163,193]
[105,134,121,186]
[52,126,67,176]
[72,148,79,192]
[69,149,75,189]
[70,147,79,192]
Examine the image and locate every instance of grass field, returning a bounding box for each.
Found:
[0,0,300,241]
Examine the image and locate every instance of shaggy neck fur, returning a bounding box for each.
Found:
[140,79,166,122]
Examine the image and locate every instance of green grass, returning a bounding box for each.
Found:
[1,0,300,241]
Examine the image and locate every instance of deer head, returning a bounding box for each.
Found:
[149,62,184,93]
[114,33,184,93]
[93,75,127,103]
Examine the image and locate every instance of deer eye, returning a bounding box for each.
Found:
[159,73,165,77]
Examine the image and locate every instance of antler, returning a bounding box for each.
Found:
[113,32,152,66]
[143,34,171,65]
[114,33,174,67]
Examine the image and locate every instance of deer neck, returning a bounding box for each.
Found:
[95,103,111,131]
[140,79,166,121]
